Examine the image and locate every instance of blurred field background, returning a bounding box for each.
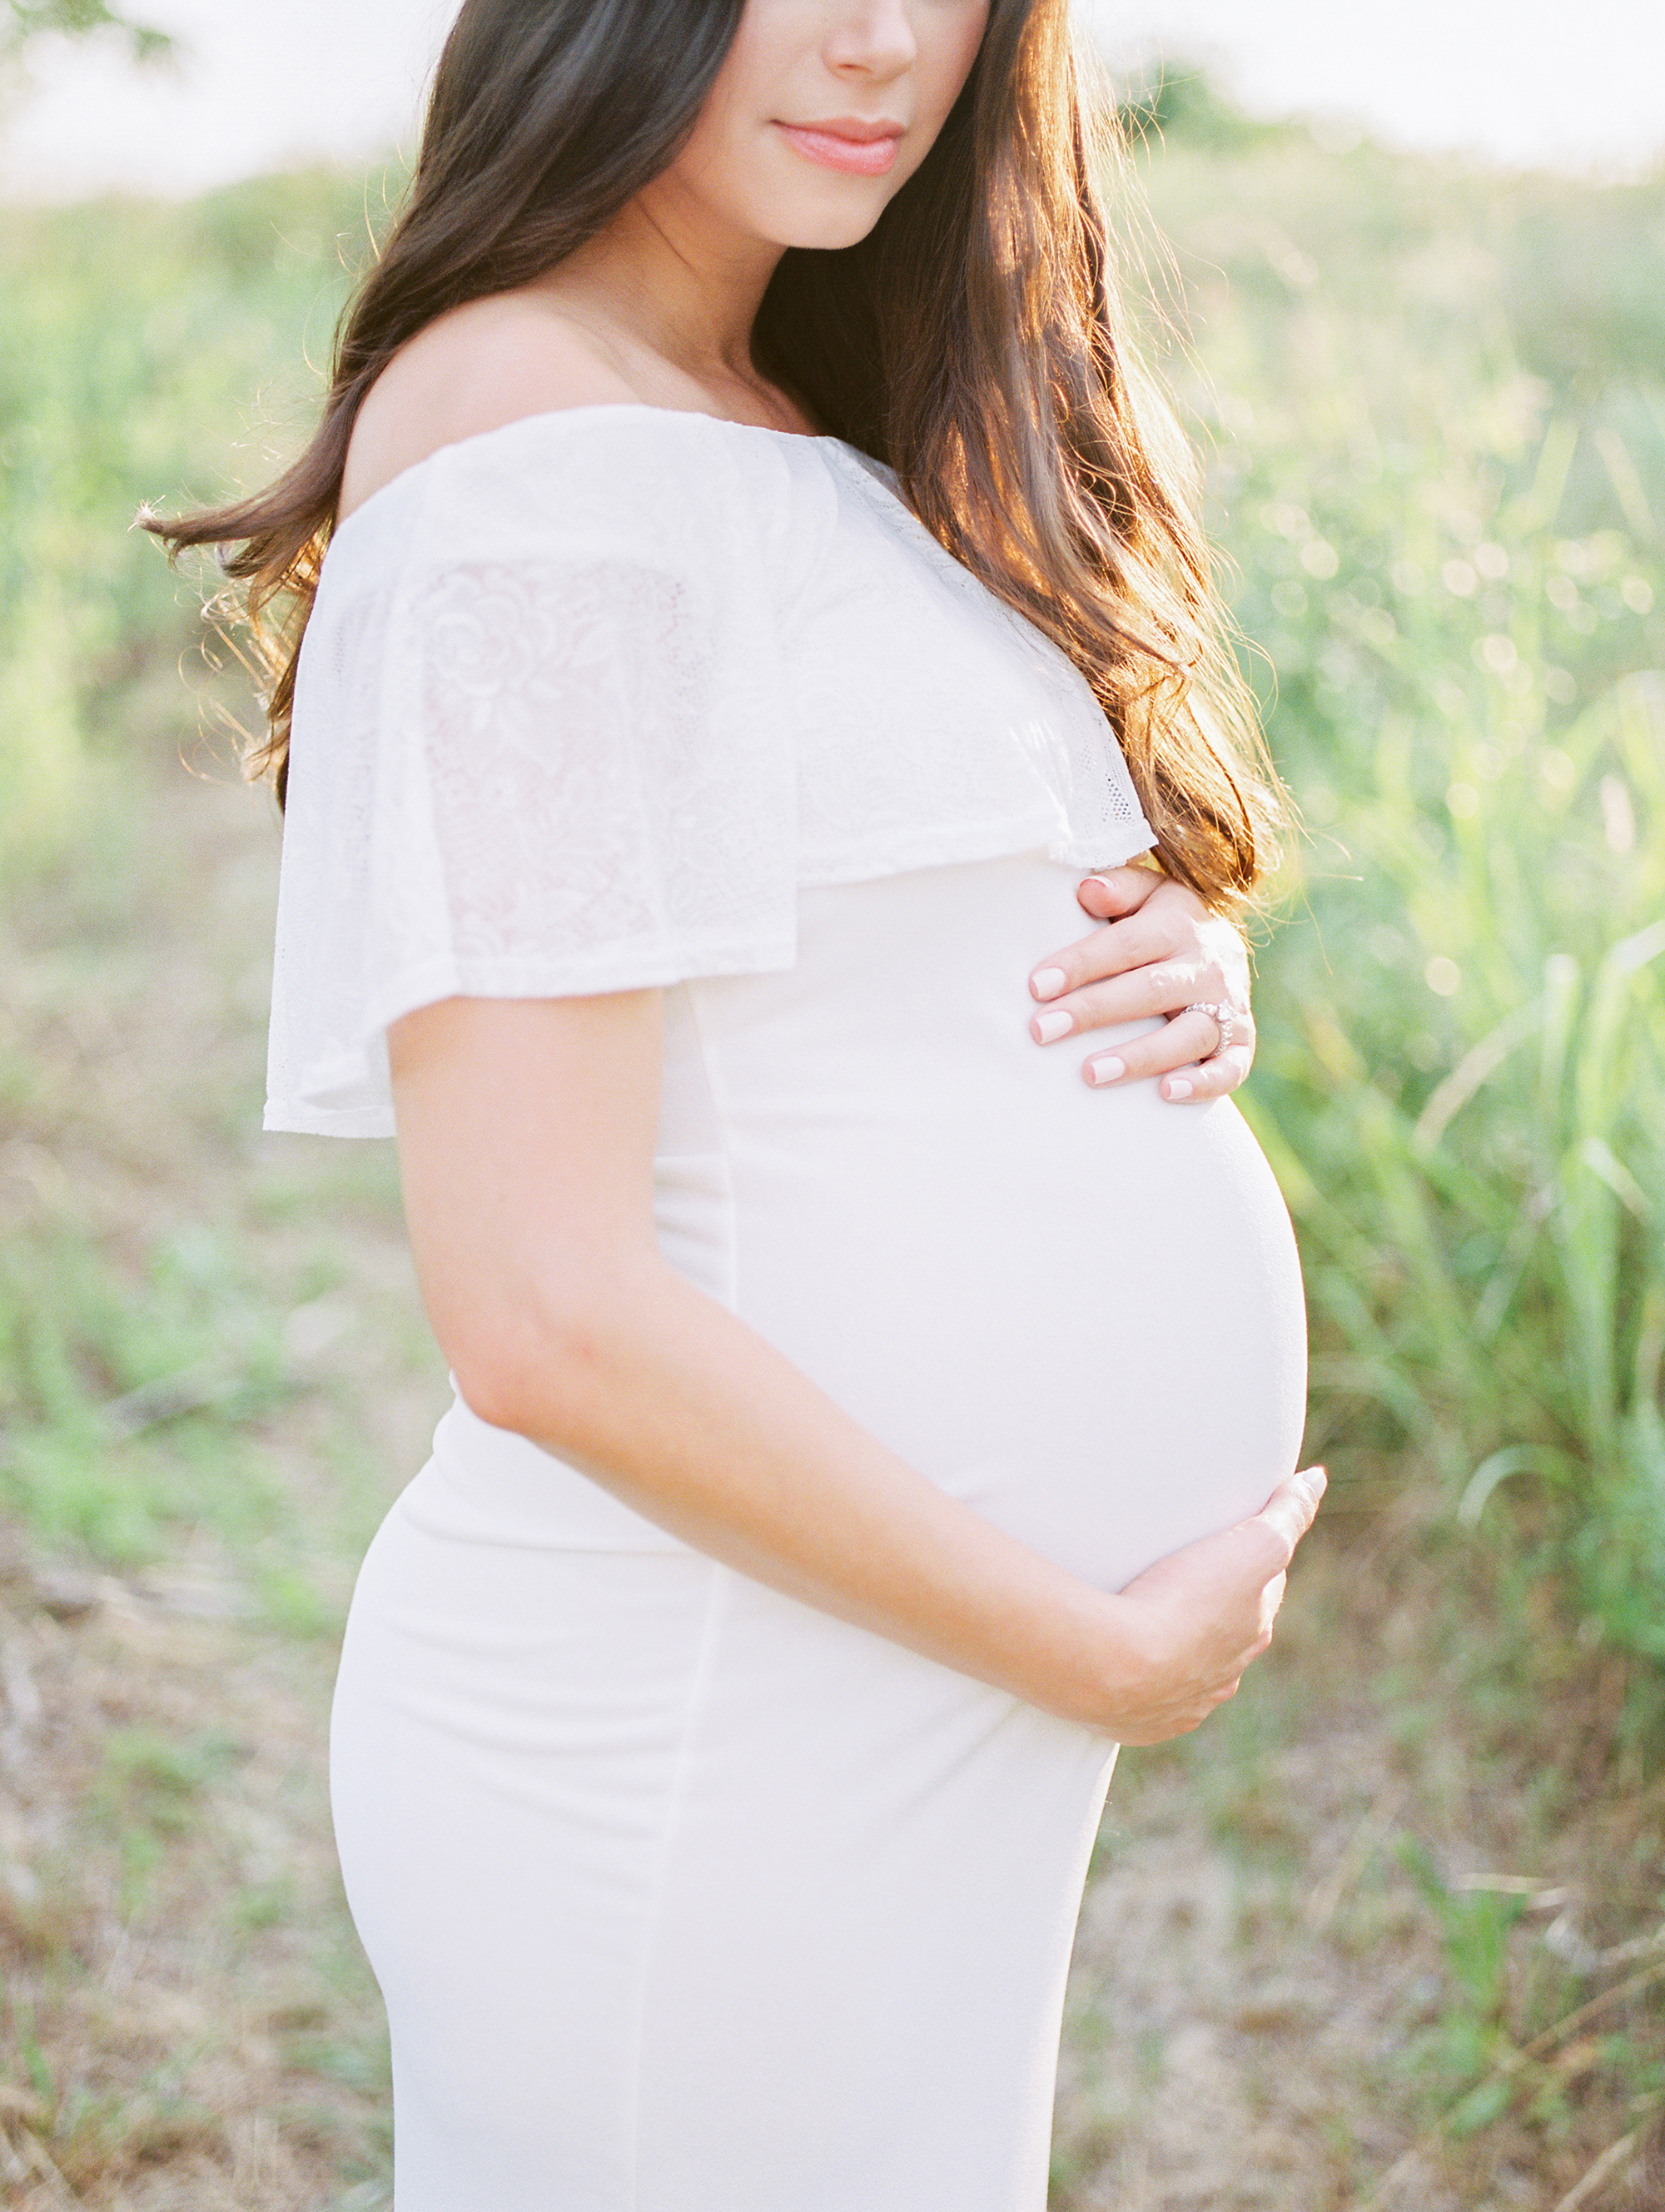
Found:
[1,52,1663,2212]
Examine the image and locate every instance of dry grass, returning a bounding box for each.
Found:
[1,756,1662,2209]
[0,1541,389,2210]
[1053,1524,1665,2209]
[0,747,446,2209]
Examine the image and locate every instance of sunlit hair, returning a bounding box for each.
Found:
[147,0,1284,908]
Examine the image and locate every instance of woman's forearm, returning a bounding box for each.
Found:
[458,1250,1145,1728]
[390,992,1302,1745]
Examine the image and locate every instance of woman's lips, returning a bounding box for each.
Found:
[775,123,902,177]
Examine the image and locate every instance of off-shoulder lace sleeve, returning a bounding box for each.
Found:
[264,413,795,1137]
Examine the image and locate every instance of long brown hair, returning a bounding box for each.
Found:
[147,0,1282,906]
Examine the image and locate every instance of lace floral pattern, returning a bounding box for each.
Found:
[412,556,793,972]
[265,408,1156,1136]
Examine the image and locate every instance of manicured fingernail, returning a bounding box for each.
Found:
[1031,966,1068,1001]
[1165,1077,1194,1101]
[1086,1055,1126,1086]
[1033,1008,1074,1044]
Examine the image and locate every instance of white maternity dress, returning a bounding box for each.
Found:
[264,405,1308,2212]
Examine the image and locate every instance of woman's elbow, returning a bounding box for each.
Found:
[441,1285,631,1446]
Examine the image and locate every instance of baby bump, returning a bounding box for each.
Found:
[708,1081,1307,1595]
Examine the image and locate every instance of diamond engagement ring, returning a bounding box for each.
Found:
[1183,1001,1235,1059]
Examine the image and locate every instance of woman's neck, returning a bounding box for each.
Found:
[534,179,804,432]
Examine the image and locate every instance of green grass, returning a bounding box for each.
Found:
[1131,86,1665,1682]
[0,167,385,861]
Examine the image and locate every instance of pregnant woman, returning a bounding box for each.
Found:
[152,2,1319,2205]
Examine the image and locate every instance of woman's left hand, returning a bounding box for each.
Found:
[1026,866,1254,1101]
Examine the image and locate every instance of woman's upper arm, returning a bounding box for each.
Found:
[386,990,664,1422]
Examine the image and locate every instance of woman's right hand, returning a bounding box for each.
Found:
[1097,1466,1327,1746]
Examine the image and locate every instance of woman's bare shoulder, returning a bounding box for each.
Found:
[339,294,642,522]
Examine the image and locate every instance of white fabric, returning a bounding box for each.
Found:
[290,405,1306,2210]
[331,852,1308,2212]
[265,405,1156,1136]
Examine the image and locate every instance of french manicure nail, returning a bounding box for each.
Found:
[1166,1077,1194,1101]
[1031,966,1068,1001]
[1086,1055,1126,1086]
[1033,1008,1074,1044]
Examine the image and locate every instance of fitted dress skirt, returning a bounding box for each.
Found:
[328,852,1308,2212]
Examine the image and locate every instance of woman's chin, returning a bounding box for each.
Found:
[740,181,897,256]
